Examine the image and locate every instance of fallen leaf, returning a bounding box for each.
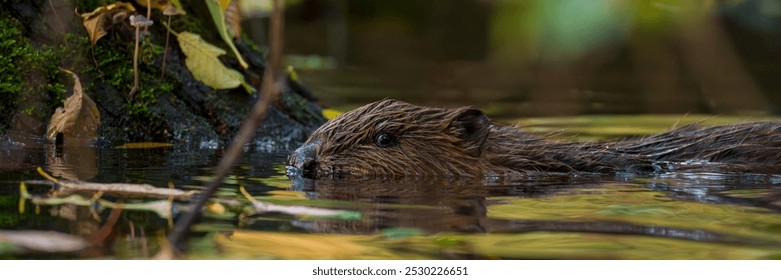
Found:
[205,0,248,69]
[0,230,89,253]
[239,186,359,218]
[46,69,100,146]
[80,2,136,45]
[177,31,248,90]
[214,230,418,259]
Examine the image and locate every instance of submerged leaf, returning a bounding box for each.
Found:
[177,32,248,90]
[46,69,100,145]
[80,2,136,45]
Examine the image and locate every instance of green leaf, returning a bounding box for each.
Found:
[205,0,249,69]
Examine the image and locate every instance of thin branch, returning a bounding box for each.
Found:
[167,0,286,251]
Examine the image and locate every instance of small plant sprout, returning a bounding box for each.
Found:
[129,14,153,99]
[161,4,180,79]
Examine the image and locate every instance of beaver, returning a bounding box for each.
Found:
[287,99,781,179]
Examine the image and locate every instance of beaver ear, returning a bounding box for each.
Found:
[448,108,491,157]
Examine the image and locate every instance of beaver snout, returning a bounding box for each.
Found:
[287,140,319,179]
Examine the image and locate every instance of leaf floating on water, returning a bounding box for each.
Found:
[80,2,136,45]
[0,230,88,253]
[115,142,174,149]
[177,32,249,90]
[46,69,100,146]
[215,230,409,259]
[239,186,359,218]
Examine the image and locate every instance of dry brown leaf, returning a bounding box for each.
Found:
[177,32,247,90]
[80,2,136,45]
[46,69,100,146]
[225,0,241,39]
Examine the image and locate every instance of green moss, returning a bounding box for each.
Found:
[0,15,27,130]
[0,11,65,132]
[141,37,165,64]
[79,22,186,142]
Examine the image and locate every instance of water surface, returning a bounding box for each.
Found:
[1,116,780,259]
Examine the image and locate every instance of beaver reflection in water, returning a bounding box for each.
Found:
[287,99,781,179]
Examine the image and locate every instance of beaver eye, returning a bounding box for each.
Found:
[374,133,396,148]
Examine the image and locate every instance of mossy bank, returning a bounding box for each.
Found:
[0,0,325,150]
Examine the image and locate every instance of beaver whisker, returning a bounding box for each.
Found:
[287,99,781,179]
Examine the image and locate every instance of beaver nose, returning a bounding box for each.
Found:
[287,141,319,179]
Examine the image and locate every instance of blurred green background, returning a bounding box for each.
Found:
[249,0,781,117]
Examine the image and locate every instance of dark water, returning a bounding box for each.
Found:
[2,123,781,259]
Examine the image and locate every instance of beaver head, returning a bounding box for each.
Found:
[288,99,781,179]
[286,99,508,179]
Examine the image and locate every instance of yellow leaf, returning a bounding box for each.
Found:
[177,32,246,90]
[80,2,136,45]
[219,0,232,11]
[215,231,416,259]
[206,202,226,215]
[322,109,342,120]
[47,69,101,146]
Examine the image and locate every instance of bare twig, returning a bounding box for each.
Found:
[90,207,123,246]
[167,0,286,251]
[35,167,196,199]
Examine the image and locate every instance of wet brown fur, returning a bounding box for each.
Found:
[288,99,781,178]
